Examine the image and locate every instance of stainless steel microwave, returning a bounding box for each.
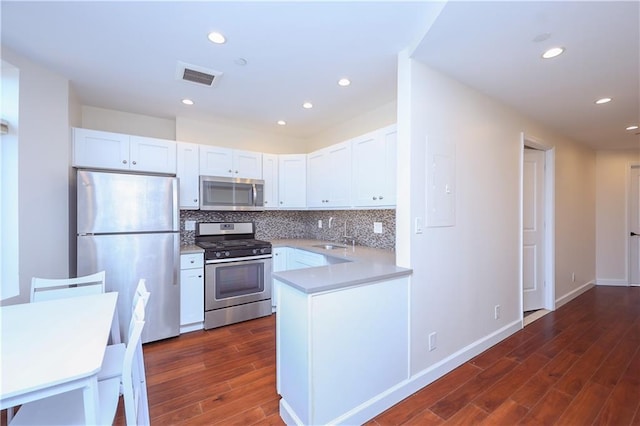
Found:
[199,176,265,211]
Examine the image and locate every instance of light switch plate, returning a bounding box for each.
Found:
[415,217,423,234]
[185,220,196,231]
[374,222,383,234]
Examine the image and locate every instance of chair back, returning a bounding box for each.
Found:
[31,271,106,302]
[123,294,150,425]
[132,278,151,312]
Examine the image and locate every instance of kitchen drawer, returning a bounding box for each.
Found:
[181,253,204,269]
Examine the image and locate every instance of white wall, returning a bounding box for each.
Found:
[396,58,597,377]
[1,47,71,305]
[305,101,397,152]
[80,101,393,156]
[82,105,175,140]
[176,116,307,154]
[596,150,639,285]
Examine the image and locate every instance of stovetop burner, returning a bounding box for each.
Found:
[195,222,272,261]
[196,239,271,250]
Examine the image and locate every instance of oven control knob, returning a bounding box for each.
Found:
[225,251,230,257]
[215,252,221,258]
[260,248,268,254]
[253,249,258,254]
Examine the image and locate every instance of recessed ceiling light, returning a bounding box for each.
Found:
[338,78,351,87]
[595,97,612,105]
[302,102,313,109]
[626,125,639,131]
[181,99,194,105]
[207,31,226,44]
[541,47,565,59]
[277,120,286,126]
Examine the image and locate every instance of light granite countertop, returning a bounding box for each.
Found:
[180,244,204,254]
[270,239,412,294]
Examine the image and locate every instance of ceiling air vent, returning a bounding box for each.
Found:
[176,61,222,87]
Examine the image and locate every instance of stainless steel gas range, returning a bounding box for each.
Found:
[195,222,272,329]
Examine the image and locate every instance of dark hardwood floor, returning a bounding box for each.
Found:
[2,286,634,426]
[113,286,638,424]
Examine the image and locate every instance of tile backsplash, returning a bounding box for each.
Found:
[180,209,396,250]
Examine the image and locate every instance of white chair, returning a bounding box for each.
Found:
[10,297,147,426]
[30,271,121,345]
[8,271,118,423]
[30,271,106,302]
[98,279,151,425]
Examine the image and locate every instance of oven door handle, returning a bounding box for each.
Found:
[206,254,272,264]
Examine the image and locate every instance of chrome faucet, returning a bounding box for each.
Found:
[343,220,354,247]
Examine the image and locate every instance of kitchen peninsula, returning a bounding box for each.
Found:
[271,240,412,425]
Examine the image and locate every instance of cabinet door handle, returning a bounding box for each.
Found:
[379,196,384,200]
[193,199,198,202]
[122,160,127,164]
[235,170,239,174]
[373,196,377,200]
[228,169,233,173]
[198,275,202,278]
[132,161,137,165]
[280,201,283,204]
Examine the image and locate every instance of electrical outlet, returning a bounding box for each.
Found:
[494,305,501,320]
[318,220,323,229]
[185,220,196,231]
[428,332,437,351]
[374,222,383,234]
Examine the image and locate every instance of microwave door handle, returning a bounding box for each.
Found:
[252,184,258,206]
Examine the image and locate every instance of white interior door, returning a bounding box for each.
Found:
[523,148,546,311]
[629,166,640,285]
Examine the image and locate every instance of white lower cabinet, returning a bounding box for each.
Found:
[272,247,328,313]
[288,249,327,270]
[180,252,204,333]
[277,276,410,425]
[272,247,289,312]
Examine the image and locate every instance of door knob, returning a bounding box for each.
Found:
[631,232,639,237]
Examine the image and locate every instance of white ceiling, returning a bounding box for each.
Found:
[1,1,638,150]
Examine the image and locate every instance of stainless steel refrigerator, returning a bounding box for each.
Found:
[76,170,180,343]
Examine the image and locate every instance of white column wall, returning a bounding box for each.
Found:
[397,57,597,376]
[1,47,71,305]
[596,149,640,285]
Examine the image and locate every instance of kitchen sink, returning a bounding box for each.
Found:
[312,244,347,250]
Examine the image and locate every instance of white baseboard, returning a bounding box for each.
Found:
[555,281,595,308]
[596,279,629,287]
[285,319,522,426]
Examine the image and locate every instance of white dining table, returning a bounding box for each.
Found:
[0,292,118,424]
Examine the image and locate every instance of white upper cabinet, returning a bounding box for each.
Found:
[278,154,306,208]
[129,135,177,174]
[351,124,397,207]
[176,142,200,209]
[262,154,279,209]
[199,146,262,179]
[73,128,177,174]
[307,141,351,208]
